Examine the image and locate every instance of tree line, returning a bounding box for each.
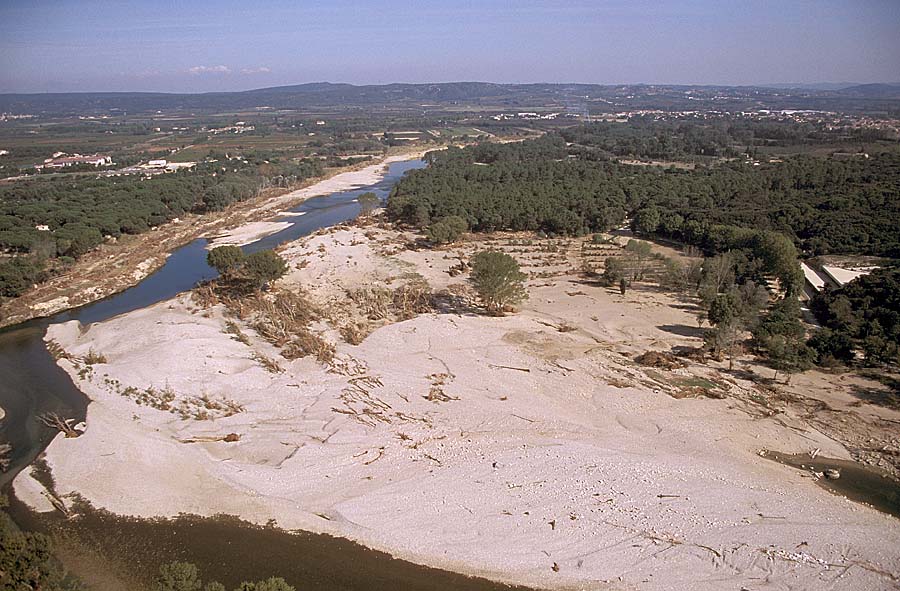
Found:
[0,155,322,297]
[389,132,900,259]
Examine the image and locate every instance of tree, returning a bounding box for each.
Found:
[704,320,742,368]
[0,501,81,591]
[708,292,739,327]
[764,334,814,383]
[243,250,288,290]
[469,250,527,314]
[357,192,380,217]
[632,207,660,235]
[426,216,468,245]
[754,297,812,381]
[624,239,653,280]
[699,252,736,306]
[0,256,46,297]
[807,328,855,365]
[602,257,625,285]
[207,245,245,278]
[662,258,702,292]
[236,578,295,591]
[154,561,202,591]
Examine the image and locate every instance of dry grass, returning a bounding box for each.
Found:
[349,286,392,320]
[252,351,283,373]
[224,320,251,345]
[283,331,336,364]
[340,322,370,345]
[46,339,71,361]
[392,273,432,320]
[118,383,244,420]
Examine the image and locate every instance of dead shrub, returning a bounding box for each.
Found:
[349,287,392,320]
[248,290,319,347]
[282,330,335,364]
[340,322,369,345]
[83,349,108,365]
[46,340,71,361]
[392,274,432,319]
[252,351,283,373]
[635,350,686,369]
[192,283,220,308]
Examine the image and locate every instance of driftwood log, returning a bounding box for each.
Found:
[177,433,241,444]
[38,412,82,438]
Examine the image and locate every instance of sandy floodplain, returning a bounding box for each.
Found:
[17,223,900,591]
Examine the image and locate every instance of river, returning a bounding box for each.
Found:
[0,159,531,590]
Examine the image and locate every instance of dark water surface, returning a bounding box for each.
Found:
[0,159,536,591]
[764,451,900,518]
[7,495,531,591]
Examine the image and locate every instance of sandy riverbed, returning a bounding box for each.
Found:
[19,224,900,590]
[206,153,420,249]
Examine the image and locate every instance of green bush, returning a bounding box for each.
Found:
[207,245,246,277]
[426,216,468,244]
[0,256,46,297]
[469,250,527,314]
[244,250,288,290]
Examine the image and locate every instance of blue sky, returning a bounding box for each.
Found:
[1,0,898,93]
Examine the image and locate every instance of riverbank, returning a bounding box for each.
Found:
[0,149,427,329]
[22,223,900,590]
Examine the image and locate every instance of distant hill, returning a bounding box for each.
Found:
[834,83,900,98]
[1,81,899,116]
[762,82,860,91]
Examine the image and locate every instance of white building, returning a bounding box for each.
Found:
[40,154,112,168]
[821,265,873,287]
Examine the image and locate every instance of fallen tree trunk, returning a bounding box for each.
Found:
[38,412,81,438]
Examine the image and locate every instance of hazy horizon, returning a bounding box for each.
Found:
[2,0,899,94]
[3,79,900,97]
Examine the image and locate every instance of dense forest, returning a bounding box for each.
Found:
[0,154,322,297]
[811,268,900,365]
[388,129,900,259]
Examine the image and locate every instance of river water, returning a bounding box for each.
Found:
[0,159,531,590]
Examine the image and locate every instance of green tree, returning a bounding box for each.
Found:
[623,239,653,280]
[807,328,855,365]
[207,245,245,278]
[764,334,814,383]
[754,298,813,381]
[154,561,202,591]
[244,250,288,290]
[469,250,527,314]
[602,257,625,285]
[357,192,380,217]
[708,292,739,327]
[632,207,660,235]
[698,252,736,306]
[426,216,468,244]
[0,501,82,591]
[0,256,46,297]
[236,578,296,591]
